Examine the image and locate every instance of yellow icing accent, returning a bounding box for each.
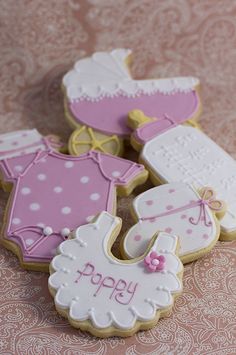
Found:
[69,126,123,157]
[127,109,156,130]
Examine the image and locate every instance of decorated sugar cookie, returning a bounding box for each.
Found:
[0,130,148,271]
[128,109,236,241]
[49,211,183,337]
[122,182,225,263]
[62,48,201,156]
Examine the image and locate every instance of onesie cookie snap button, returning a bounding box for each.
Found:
[61,228,70,238]
[43,226,53,236]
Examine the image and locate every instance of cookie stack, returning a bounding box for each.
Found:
[0,49,235,337]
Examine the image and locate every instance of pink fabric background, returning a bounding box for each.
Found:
[0,1,236,353]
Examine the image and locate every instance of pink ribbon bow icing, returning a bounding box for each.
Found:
[189,187,224,227]
[140,187,225,228]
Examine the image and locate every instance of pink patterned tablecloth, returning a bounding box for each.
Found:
[1,1,236,354]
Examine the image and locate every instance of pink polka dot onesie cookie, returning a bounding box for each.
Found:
[128,109,236,241]
[63,49,201,156]
[0,130,148,271]
[122,182,226,264]
[49,211,183,337]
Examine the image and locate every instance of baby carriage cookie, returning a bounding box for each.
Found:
[122,182,225,263]
[48,211,183,337]
[0,130,148,271]
[63,49,202,156]
[128,109,236,241]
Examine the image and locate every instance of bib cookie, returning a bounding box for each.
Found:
[49,211,183,337]
[63,49,201,156]
[128,110,236,241]
[0,130,148,271]
[122,182,225,263]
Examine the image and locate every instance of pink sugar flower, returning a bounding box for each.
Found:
[144,251,165,272]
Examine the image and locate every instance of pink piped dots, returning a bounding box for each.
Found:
[165,227,172,233]
[168,189,175,193]
[203,234,209,239]
[166,205,174,210]
[186,229,193,234]
[181,214,187,219]
[134,234,142,241]
[145,200,153,206]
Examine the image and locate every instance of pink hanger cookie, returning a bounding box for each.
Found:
[49,211,183,337]
[0,129,148,271]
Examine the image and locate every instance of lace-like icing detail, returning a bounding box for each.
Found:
[63,49,199,101]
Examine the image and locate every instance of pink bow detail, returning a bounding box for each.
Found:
[189,187,224,227]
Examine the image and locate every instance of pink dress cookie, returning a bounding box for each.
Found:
[0,130,148,271]
[63,49,201,156]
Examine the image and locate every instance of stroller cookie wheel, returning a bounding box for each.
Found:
[68,126,123,156]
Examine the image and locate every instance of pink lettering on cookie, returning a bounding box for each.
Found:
[75,262,138,305]
[49,212,183,334]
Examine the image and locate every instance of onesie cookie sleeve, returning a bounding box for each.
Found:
[99,153,147,186]
[0,153,36,181]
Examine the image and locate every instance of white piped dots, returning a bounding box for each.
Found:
[37,223,45,228]
[25,238,34,246]
[12,218,21,225]
[37,174,46,181]
[29,203,40,211]
[65,161,74,168]
[14,165,23,172]
[61,207,71,215]
[21,187,31,195]
[61,228,70,237]
[54,186,63,193]
[112,171,121,177]
[80,176,89,184]
[90,193,100,201]
[43,226,53,236]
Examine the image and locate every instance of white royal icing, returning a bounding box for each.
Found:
[49,212,182,331]
[140,125,236,234]
[0,129,46,160]
[123,182,218,259]
[63,49,199,101]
